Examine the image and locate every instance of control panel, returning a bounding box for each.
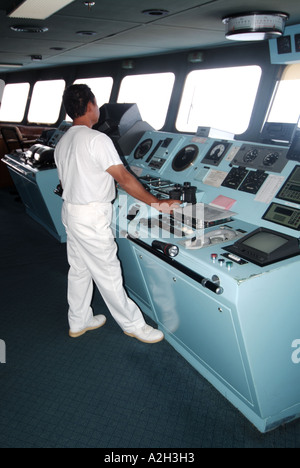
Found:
[112,130,300,284]
[114,129,300,432]
[126,130,300,236]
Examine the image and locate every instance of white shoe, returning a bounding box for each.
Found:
[69,315,107,338]
[124,324,164,344]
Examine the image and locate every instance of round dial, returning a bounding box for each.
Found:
[263,152,279,166]
[243,149,258,163]
[134,139,153,159]
[172,145,199,172]
[210,143,226,160]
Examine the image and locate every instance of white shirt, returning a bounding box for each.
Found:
[54,126,122,204]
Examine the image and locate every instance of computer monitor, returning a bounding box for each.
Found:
[224,227,300,266]
[260,122,297,145]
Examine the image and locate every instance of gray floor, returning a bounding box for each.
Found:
[0,188,299,448]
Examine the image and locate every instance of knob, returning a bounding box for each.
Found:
[211,253,218,262]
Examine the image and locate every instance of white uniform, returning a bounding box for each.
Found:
[54,126,146,334]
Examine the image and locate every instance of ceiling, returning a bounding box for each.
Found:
[0,0,300,72]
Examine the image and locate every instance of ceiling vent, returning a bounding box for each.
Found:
[142,9,169,17]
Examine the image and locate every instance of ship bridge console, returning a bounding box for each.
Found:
[3,119,300,433]
[113,129,300,433]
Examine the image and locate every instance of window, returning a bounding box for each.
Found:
[118,73,175,130]
[65,77,113,121]
[28,80,65,124]
[74,77,113,107]
[0,82,30,122]
[176,66,262,135]
[0,80,4,103]
[266,64,300,128]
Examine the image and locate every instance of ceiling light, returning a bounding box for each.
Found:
[223,12,289,41]
[10,25,49,33]
[84,1,96,9]
[8,0,76,20]
[0,63,23,69]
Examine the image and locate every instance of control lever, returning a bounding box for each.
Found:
[201,277,223,295]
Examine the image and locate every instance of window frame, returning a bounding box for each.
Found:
[64,76,114,121]
[176,65,262,136]
[0,82,30,123]
[117,72,175,130]
[265,64,300,129]
[27,79,66,125]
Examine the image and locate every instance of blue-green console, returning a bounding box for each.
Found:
[113,130,300,432]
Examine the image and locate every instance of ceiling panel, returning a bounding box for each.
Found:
[97,24,226,50]
[58,0,208,22]
[156,0,300,29]
[0,0,299,72]
[44,16,139,42]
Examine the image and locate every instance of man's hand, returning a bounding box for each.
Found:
[152,199,181,214]
[107,165,181,212]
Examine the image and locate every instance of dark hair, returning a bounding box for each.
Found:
[63,84,96,120]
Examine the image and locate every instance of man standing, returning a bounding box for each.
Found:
[55,84,179,343]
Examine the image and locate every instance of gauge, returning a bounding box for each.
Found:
[243,149,258,163]
[201,141,231,166]
[211,144,225,158]
[263,152,279,166]
[134,139,153,159]
[172,145,199,172]
[238,170,269,194]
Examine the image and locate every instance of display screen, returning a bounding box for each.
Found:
[224,227,300,266]
[241,232,288,254]
[262,202,300,230]
[276,165,300,204]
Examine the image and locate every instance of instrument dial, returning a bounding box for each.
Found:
[243,149,258,163]
[263,152,279,166]
[172,145,199,172]
[134,139,153,159]
[210,144,226,160]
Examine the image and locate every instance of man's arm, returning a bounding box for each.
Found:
[107,165,180,213]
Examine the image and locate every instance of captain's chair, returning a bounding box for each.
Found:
[1,126,36,153]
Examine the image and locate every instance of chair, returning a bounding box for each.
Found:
[0,126,36,153]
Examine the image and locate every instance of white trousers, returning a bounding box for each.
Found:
[62,201,146,333]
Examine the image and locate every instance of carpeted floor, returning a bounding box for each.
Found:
[0,188,299,448]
